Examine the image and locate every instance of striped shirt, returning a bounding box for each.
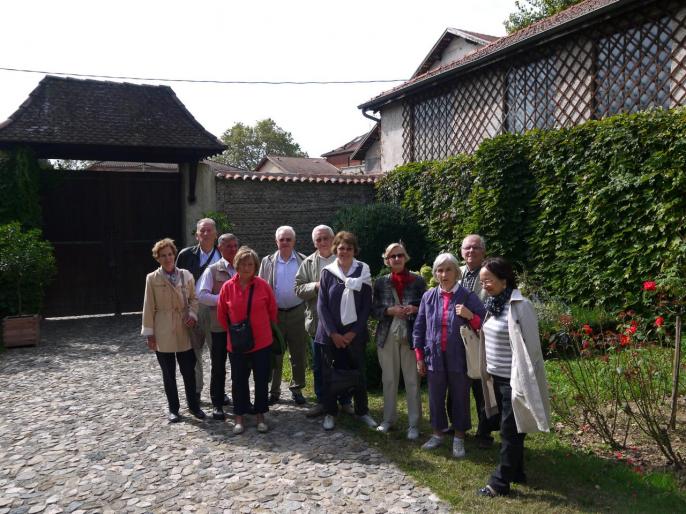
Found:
[483,303,512,378]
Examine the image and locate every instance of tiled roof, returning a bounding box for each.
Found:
[360,0,628,110]
[255,155,343,175]
[86,159,245,173]
[216,170,378,184]
[0,75,226,160]
[321,132,368,157]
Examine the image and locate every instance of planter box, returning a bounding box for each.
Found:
[2,315,41,348]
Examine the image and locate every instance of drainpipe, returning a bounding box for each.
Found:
[362,109,380,123]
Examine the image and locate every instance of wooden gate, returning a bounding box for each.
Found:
[41,170,182,317]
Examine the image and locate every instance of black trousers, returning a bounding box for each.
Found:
[229,346,271,416]
[472,378,500,440]
[156,349,198,414]
[489,375,526,494]
[210,331,228,408]
[321,341,369,416]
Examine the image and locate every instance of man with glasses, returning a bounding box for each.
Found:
[295,225,354,417]
[259,226,308,405]
[459,234,499,448]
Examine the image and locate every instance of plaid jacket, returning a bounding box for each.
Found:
[371,273,427,348]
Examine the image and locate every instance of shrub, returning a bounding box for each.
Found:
[331,203,432,276]
[0,148,44,229]
[0,222,57,317]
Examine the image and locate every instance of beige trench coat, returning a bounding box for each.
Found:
[480,289,551,433]
[141,267,198,353]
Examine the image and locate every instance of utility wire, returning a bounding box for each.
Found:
[0,66,407,85]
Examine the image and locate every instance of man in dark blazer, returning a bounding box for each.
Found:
[176,218,221,403]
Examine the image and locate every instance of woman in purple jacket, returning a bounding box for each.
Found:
[315,231,377,431]
[414,252,486,458]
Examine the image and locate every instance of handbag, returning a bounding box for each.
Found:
[228,284,255,353]
[323,346,362,396]
[179,270,204,350]
[460,325,481,379]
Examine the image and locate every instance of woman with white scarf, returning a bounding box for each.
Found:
[315,231,376,431]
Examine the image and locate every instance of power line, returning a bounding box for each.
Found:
[0,66,407,85]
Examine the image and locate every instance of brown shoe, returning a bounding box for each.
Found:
[306,403,325,418]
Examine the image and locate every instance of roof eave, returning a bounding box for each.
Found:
[358,0,638,111]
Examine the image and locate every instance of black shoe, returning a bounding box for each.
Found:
[189,407,206,420]
[168,412,181,423]
[477,485,506,498]
[292,391,307,405]
[268,394,280,406]
[223,394,232,406]
[212,407,226,420]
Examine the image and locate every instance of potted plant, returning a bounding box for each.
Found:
[0,222,56,347]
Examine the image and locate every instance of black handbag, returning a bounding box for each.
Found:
[323,346,362,396]
[228,284,255,353]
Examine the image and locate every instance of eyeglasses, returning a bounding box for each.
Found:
[462,245,483,251]
[388,253,405,259]
[315,237,331,243]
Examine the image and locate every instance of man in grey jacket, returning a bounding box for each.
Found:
[295,225,353,417]
[258,226,308,405]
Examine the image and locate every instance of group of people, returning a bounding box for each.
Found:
[141,219,551,498]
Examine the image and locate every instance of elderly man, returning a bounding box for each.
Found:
[197,233,239,420]
[176,218,221,404]
[295,225,353,417]
[259,225,308,405]
[459,234,499,448]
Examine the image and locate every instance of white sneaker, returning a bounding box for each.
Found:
[421,435,444,450]
[257,422,269,433]
[340,403,355,415]
[452,436,466,458]
[406,426,420,440]
[233,423,244,435]
[323,414,335,431]
[376,422,392,433]
[358,414,378,429]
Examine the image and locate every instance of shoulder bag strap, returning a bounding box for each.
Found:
[246,284,255,320]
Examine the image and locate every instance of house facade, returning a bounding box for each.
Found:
[359,0,686,171]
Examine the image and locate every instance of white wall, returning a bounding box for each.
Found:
[379,103,405,171]
[429,37,480,72]
[180,161,215,246]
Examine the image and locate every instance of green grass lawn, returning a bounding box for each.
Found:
[282,350,686,513]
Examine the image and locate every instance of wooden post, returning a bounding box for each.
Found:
[670,315,682,430]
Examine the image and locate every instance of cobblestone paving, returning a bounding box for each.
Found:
[0,316,451,513]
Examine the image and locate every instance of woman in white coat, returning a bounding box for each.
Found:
[477,257,550,497]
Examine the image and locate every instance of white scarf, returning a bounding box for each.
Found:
[323,259,372,325]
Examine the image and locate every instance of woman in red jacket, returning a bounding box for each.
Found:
[217,246,277,434]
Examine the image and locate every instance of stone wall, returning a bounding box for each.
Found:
[215,177,375,258]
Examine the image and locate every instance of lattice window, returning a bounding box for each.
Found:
[595,16,673,117]
[506,54,557,133]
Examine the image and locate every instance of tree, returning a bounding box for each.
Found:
[504,0,583,34]
[215,118,307,170]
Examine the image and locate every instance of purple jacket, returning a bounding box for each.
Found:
[315,262,372,346]
[412,285,486,373]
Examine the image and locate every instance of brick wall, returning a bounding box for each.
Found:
[215,178,375,258]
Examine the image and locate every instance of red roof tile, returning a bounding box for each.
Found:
[216,170,378,185]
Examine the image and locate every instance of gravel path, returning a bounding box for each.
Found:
[0,315,451,513]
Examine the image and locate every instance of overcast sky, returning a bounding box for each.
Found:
[0,0,516,159]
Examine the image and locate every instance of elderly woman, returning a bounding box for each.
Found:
[413,253,485,457]
[316,231,376,431]
[217,246,277,435]
[371,243,427,440]
[477,257,550,497]
[142,238,205,423]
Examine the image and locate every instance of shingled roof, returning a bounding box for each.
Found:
[255,155,342,175]
[359,0,634,111]
[0,75,226,162]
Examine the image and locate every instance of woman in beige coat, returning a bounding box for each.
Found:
[142,238,206,422]
[477,257,550,498]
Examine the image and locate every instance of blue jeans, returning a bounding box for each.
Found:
[313,340,351,406]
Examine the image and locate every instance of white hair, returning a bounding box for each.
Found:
[275,225,295,240]
[432,253,461,281]
[461,234,486,251]
[218,233,238,245]
[196,218,216,231]
[311,225,334,242]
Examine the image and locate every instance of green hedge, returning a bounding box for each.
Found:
[377,107,686,309]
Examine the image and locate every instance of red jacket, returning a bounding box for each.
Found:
[217,275,277,353]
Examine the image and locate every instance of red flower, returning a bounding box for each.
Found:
[628,324,637,334]
[582,324,593,335]
[620,334,631,346]
[615,451,623,459]
[582,340,590,350]
[655,316,665,327]
[643,281,656,291]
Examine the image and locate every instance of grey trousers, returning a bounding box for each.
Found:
[193,304,213,394]
[270,303,307,396]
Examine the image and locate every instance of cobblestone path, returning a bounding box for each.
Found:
[0,316,451,513]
